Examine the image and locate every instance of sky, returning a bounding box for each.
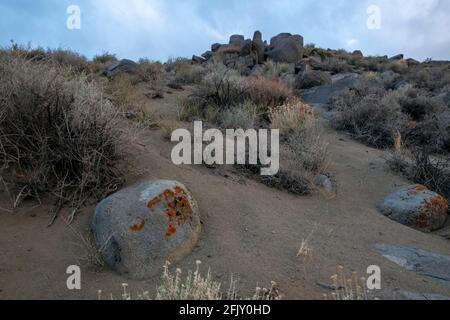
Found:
[0,0,449,62]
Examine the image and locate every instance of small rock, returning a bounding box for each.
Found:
[315,174,333,193]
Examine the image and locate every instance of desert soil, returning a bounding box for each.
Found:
[1,86,450,300]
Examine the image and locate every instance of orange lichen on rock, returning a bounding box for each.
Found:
[163,189,175,200]
[424,196,449,213]
[147,196,161,209]
[175,186,185,195]
[167,210,177,218]
[165,224,177,238]
[130,218,146,231]
[147,186,194,239]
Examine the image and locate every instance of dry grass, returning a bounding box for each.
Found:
[330,79,409,148]
[160,120,180,141]
[261,100,328,194]
[262,61,294,79]
[269,99,313,140]
[323,266,373,300]
[167,57,205,84]
[388,147,450,199]
[100,260,281,300]
[105,73,143,111]
[5,42,91,74]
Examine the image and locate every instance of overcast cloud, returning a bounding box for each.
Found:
[0,0,449,61]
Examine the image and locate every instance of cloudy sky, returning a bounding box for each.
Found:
[0,0,449,62]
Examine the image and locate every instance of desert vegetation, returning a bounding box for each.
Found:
[0,49,132,222]
[175,59,328,195]
[100,260,280,300]
[324,57,450,198]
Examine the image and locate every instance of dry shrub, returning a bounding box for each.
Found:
[354,56,388,72]
[137,58,164,83]
[269,99,313,140]
[176,96,217,123]
[386,60,409,74]
[6,42,91,73]
[397,86,441,121]
[93,52,117,64]
[317,57,353,74]
[166,57,205,84]
[246,76,294,110]
[92,52,118,74]
[0,53,128,216]
[389,147,450,199]
[187,66,294,123]
[332,91,409,148]
[105,73,143,111]
[262,61,294,79]
[419,107,450,154]
[196,67,248,110]
[218,101,260,129]
[330,74,410,148]
[409,64,450,92]
[263,100,327,194]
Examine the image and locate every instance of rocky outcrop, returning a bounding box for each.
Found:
[92,180,201,279]
[378,185,448,232]
[266,33,304,63]
[229,34,245,47]
[196,31,305,69]
[252,31,265,64]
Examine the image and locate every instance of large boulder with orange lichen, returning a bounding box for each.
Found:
[378,185,448,232]
[92,180,201,279]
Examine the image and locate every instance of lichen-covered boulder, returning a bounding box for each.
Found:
[378,185,448,232]
[92,180,201,279]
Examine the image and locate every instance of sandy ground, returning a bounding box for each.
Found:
[1,87,449,300]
